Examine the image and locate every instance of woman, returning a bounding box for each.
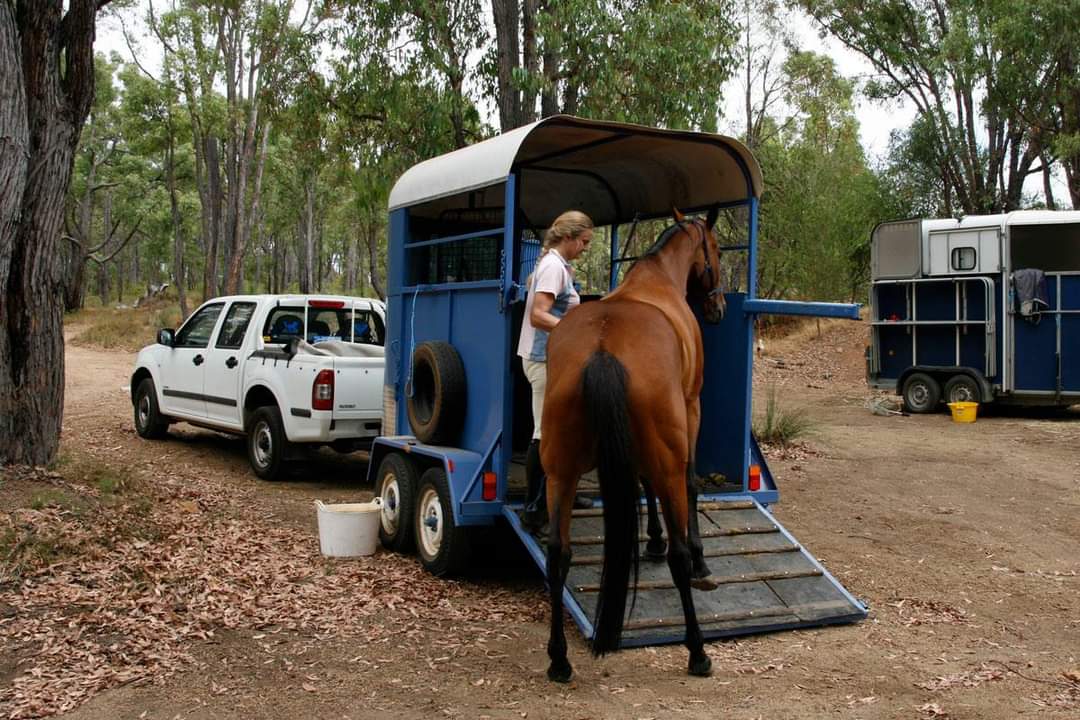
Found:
[516,210,594,529]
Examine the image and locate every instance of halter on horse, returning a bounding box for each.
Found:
[540,207,725,682]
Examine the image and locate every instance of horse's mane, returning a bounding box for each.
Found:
[626,220,698,274]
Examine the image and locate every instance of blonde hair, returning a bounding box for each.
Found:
[543,210,593,252]
[527,211,594,288]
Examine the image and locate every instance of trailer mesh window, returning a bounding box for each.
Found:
[1010,223,1080,272]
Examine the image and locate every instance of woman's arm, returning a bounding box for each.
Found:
[530,292,560,331]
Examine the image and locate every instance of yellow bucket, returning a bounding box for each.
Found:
[948,401,978,423]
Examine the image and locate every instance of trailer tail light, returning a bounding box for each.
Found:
[312,369,335,411]
[482,471,497,501]
[748,464,762,492]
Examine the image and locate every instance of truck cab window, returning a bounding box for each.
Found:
[175,304,224,348]
[217,302,257,349]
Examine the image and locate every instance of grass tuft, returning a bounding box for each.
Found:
[753,386,816,446]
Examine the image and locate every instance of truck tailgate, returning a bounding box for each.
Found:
[331,356,384,420]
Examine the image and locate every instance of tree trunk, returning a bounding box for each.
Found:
[491,0,521,131]
[365,223,386,300]
[521,0,538,123]
[345,229,358,292]
[1,0,103,466]
[204,135,223,299]
[541,41,560,118]
[166,132,188,318]
[302,176,316,293]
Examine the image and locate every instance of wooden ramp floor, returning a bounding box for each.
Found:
[505,496,867,648]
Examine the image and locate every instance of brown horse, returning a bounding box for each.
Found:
[540,208,725,682]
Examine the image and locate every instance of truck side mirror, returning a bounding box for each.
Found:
[157,328,175,347]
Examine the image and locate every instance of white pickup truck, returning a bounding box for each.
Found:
[130,294,386,480]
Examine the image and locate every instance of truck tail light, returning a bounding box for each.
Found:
[312,369,335,411]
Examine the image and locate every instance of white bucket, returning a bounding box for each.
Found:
[315,498,382,557]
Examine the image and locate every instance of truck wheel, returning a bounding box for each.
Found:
[406,341,466,445]
[414,467,470,577]
[902,372,941,414]
[944,374,981,404]
[248,406,289,480]
[376,452,418,552]
[133,378,169,439]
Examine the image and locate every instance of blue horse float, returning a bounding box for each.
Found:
[868,212,1080,413]
[367,116,867,646]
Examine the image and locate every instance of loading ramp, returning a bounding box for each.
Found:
[504,496,867,648]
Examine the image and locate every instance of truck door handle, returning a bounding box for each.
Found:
[193,354,204,366]
[225,356,238,369]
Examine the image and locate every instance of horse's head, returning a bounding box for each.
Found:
[676,207,726,323]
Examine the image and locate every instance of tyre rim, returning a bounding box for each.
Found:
[138,394,151,429]
[380,474,400,536]
[418,487,443,560]
[253,421,272,468]
[910,382,930,408]
[950,384,976,403]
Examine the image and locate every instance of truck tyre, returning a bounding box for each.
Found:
[133,378,169,439]
[406,341,466,445]
[902,372,941,414]
[376,452,418,552]
[943,374,981,405]
[414,467,470,577]
[248,405,289,480]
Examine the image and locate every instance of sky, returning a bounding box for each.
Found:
[95,3,1068,207]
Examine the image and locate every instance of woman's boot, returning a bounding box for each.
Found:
[523,438,547,531]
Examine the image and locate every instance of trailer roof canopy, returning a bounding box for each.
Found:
[388,115,763,228]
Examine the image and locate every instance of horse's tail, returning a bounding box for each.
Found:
[582,350,638,657]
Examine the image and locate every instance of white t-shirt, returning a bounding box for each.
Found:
[516,249,580,361]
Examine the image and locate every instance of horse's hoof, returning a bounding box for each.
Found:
[688,655,712,677]
[644,541,667,561]
[690,574,719,591]
[547,660,573,683]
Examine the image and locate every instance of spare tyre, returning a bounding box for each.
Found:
[407,341,466,444]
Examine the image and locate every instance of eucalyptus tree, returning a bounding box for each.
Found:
[987,0,1080,208]
[488,0,740,131]
[148,0,319,298]
[755,51,892,302]
[799,0,1047,214]
[1,0,117,465]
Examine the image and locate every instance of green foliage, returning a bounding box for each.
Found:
[753,386,815,446]
[753,51,892,302]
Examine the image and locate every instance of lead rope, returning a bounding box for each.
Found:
[404,284,421,398]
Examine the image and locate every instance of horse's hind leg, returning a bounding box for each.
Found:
[686,464,716,590]
[651,457,711,676]
[664,507,712,677]
[545,473,575,683]
[641,478,667,561]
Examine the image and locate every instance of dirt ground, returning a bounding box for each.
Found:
[2,318,1079,719]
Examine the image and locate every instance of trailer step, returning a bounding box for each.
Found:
[573,567,822,593]
[504,494,867,648]
[570,524,777,545]
[571,542,801,566]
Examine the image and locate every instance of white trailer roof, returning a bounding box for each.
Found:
[388,115,763,228]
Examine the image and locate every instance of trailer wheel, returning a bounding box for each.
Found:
[133,378,169,439]
[406,341,466,445]
[376,452,418,552]
[248,406,289,480]
[901,372,941,414]
[414,467,470,577]
[943,374,981,405]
